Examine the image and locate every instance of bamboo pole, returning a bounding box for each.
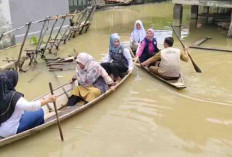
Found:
[83,5,96,33]
[49,82,64,141]
[69,8,88,39]
[15,22,32,71]
[48,16,67,52]
[60,10,78,45]
[36,19,48,51]
[3,25,26,36]
[41,19,58,57]
[28,18,49,64]
[79,6,94,34]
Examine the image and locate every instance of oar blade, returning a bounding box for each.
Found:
[193,62,202,73]
[188,54,202,73]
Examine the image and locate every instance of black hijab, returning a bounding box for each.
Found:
[0,71,23,125]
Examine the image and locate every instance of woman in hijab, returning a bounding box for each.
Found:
[68,52,115,106]
[136,28,160,63]
[0,71,56,138]
[130,20,146,52]
[101,33,133,83]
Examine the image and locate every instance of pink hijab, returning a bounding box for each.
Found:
[146,28,155,40]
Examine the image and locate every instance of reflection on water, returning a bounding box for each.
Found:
[0,2,232,157]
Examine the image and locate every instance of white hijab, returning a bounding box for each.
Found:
[130,20,146,43]
[76,53,101,86]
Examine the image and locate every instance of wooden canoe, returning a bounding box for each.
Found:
[136,63,186,89]
[134,44,186,89]
[0,43,134,147]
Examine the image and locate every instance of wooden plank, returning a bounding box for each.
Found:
[192,37,211,46]
[189,46,232,53]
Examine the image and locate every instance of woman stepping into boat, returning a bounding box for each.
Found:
[0,71,56,138]
[136,28,159,63]
[101,33,133,83]
[68,53,115,106]
[130,20,146,52]
[141,37,189,80]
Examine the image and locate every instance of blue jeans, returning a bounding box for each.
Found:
[17,109,44,134]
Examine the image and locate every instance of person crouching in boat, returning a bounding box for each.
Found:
[136,28,159,63]
[101,33,133,83]
[68,53,116,106]
[130,20,146,52]
[0,71,56,138]
[141,37,189,80]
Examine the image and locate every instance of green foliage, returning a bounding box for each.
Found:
[30,36,38,45]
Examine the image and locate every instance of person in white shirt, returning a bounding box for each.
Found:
[101,33,133,83]
[0,71,56,138]
[130,20,146,52]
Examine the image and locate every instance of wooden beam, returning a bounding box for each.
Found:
[172,0,232,8]
[228,9,232,38]
[192,37,211,46]
[189,46,232,53]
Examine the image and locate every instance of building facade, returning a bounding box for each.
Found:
[0,0,70,48]
[172,0,232,37]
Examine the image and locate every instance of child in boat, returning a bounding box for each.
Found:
[101,33,133,83]
[141,37,189,80]
[130,20,146,52]
[136,28,159,63]
[68,53,115,106]
[0,71,56,138]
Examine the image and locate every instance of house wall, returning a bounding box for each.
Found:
[0,0,14,49]
[9,0,70,41]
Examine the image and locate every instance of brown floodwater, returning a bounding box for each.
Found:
[0,2,232,157]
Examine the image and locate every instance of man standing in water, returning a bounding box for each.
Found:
[141,37,189,80]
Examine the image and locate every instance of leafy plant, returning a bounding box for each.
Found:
[30,36,38,45]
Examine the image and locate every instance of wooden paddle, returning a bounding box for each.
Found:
[49,82,64,141]
[171,26,202,73]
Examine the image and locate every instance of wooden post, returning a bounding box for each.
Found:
[203,6,209,14]
[29,18,48,64]
[203,6,209,23]
[36,19,47,52]
[190,5,198,19]
[228,9,232,38]
[41,19,58,57]
[15,22,32,71]
[59,10,77,46]
[0,34,4,41]
[70,8,88,38]
[80,5,96,34]
[48,16,67,52]
[173,4,183,27]
[84,5,96,33]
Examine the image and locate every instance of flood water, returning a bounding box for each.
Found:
[1,2,232,157]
